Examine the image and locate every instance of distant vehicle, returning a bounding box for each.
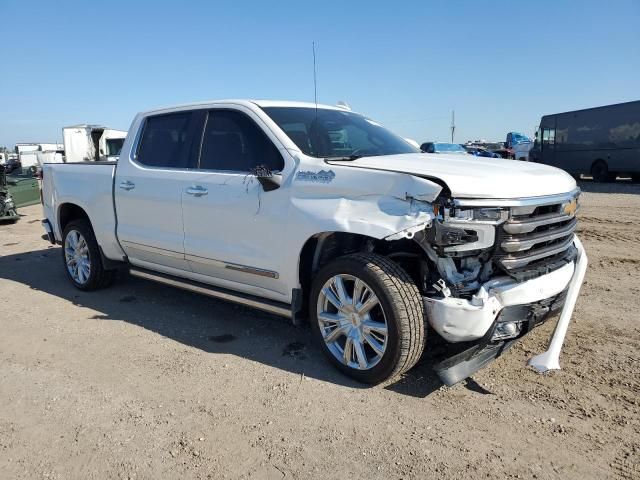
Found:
[0,165,19,222]
[6,167,40,208]
[4,157,22,174]
[62,125,127,163]
[505,132,533,161]
[463,145,501,158]
[529,100,640,182]
[420,142,468,155]
[464,142,514,159]
[481,142,512,159]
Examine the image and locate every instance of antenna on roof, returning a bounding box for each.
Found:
[311,41,320,153]
[451,110,456,143]
[312,41,318,113]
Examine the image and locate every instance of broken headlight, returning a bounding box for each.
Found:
[425,206,507,254]
[451,207,507,222]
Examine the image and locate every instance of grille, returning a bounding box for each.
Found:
[495,192,579,272]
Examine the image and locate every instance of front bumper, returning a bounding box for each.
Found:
[425,235,588,385]
[424,259,575,343]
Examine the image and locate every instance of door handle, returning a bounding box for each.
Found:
[119,180,135,190]
[186,186,208,197]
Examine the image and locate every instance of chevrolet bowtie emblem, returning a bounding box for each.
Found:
[563,199,578,217]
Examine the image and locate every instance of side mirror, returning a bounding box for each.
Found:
[257,173,282,192]
[252,165,282,192]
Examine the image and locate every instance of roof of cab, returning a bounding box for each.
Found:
[140,99,347,116]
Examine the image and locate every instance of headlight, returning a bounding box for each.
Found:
[452,207,507,222]
[427,206,507,254]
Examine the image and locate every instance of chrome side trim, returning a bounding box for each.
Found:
[185,254,279,279]
[129,268,291,318]
[501,218,578,253]
[120,240,184,259]
[454,188,580,208]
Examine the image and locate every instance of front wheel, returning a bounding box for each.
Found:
[309,253,425,384]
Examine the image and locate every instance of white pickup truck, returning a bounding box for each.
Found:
[41,100,587,385]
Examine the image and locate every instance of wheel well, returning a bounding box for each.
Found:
[297,231,425,315]
[299,232,372,299]
[58,203,91,233]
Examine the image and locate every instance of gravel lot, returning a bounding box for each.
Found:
[1,181,639,480]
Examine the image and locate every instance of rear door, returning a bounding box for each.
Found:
[115,110,203,272]
[181,107,291,299]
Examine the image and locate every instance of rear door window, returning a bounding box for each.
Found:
[199,110,284,172]
[136,112,196,168]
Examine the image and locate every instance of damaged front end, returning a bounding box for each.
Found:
[386,189,586,386]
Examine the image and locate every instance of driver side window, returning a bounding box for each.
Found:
[199,110,284,172]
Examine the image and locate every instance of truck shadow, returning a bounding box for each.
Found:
[0,246,446,398]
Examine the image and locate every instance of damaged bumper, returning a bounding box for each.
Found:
[426,235,588,385]
[424,258,575,343]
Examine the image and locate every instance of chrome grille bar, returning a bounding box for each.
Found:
[494,190,580,272]
[499,236,575,270]
[503,211,578,234]
[501,217,578,253]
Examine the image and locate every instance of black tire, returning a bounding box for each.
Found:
[309,253,425,384]
[591,160,611,183]
[61,219,115,291]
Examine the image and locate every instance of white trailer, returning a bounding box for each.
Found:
[62,125,126,163]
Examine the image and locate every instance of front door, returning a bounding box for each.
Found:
[181,108,290,300]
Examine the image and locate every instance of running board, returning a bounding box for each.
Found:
[129,267,292,318]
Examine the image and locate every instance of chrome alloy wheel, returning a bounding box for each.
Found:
[64,230,91,284]
[317,274,388,370]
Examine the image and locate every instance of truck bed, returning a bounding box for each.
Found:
[41,162,125,261]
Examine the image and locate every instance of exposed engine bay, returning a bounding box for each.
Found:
[374,189,583,384]
[394,191,580,301]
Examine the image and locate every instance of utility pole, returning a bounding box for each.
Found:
[450,110,455,143]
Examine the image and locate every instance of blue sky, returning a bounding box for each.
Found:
[1,0,638,147]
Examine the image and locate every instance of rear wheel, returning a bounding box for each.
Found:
[309,253,425,384]
[591,160,611,183]
[62,219,114,290]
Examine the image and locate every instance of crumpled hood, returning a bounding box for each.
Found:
[330,153,577,199]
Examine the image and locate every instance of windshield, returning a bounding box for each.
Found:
[262,107,419,158]
[106,138,124,156]
[434,143,467,153]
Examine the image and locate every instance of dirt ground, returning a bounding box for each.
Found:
[1,181,639,480]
